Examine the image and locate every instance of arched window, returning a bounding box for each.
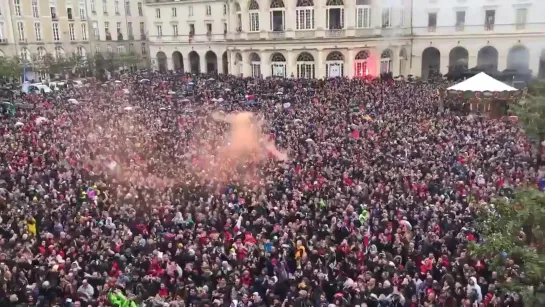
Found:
[355,0,371,28]
[270,0,285,32]
[354,50,369,77]
[326,0,344,30]
[54,46,65,59]
[296,52,315,78]
[37,47,47,59]
[235,3,242,32]
[248,0,260,32]
[380,49,392,74]
[296,0,314,30]
[250,53,261,77]
[326,51,344,78]
[20,48,31,63]
[270,52,286,77]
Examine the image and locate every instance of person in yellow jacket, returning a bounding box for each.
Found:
[26,217,37,237]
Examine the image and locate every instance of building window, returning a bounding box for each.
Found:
[34,23,42,41]
[427,12,437,32]
[0,22,5,41]
[188,6,193,16]
[103,0,107,13]
[125,1,131,15]
[51,5,58,20]
[156,25,162,37]
[91,0,96,12]
[382,7,391,28]
[37,47,46,59]
[127,22,133,38]
[129,43,134,52]
[14,0,22,16]
[81,23,88,40]
[138,2,143,16]
[55,47,63,59]
[485,10,495,31]
[116,22,122,39]
[32,0,39,18]
[172,24,178,36]
[69,23,76,40]
[77,46,85,57]
[107,45,112,53]
[117,45,125,53]
[20,48,30,62]
[67,7,74,20]
[516,8,527,30]
[52,23,60,41]
[141,43,146,54]
[224,4,227,15]
[80,0,87,20]
[17,22,25,41]
[296,0,314,30]
[355,0,370,29]
[105,21,111,40]
[140,22,145,36]
[455,11,465,31]
[189,24,195,35]
[156,8,161,18]
[206,23,212,34]
[115,0,120,14]
[296,53,315,78]
[325,0,344,30]
[93,21,99,38]
[224,22,227,34]
[172,7,177,17]
[249,12,260,32]
[206,5,212,15]
[95,45,100,53]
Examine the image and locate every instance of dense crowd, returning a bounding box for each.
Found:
[0,73,540,307]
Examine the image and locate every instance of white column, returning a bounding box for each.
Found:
[286,50,294,77]
[167,58,173,71]
[317,49,325,79]
[440,55,449,75]
[285,0,294,31]
[217,50,224,74]
[242,51,251,77]
[183,56,190,73]
[392,48,399,76]
[261,51,270,77]
[345,0,355,29]
[200,54,207,73]
[347,49,354,77]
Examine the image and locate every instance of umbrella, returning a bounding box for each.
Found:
[122,89,130,94]
[187,82,194,85]
[139,79,150,83]
[68,98,80,104]
[208,78,215,81]
[123,106,134,111]
[114,80,122,84]
[305,138,315,144]
[283,103,291,109]
[35,117,48,125]
[14,122,24,127]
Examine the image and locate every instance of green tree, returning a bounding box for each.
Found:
[470,188,545,306]
[118,52,142,71]
[0,56,23,81]
[511,82,545,166]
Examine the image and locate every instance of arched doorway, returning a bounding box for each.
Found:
[250,53,261,77]
[222,52,228,74]
[539,49,545,79]
[156,51,167,73]
[354,50,369,77]
[399,48,408,76]
[477,46,498,70]
[421,47,440,79]
[448,47,469,71]
[172,51,183,71]
[507,45,530,71]
[188,51,200,74]
[296,52,315,78]
[234,53,243,76]
[270,52,286,77]
[205,51,217,73]
[380,49,393,74]
[326,51,344,78]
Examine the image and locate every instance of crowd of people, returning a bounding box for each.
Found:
[0,72,540,307]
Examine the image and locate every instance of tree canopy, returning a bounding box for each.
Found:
[0,56,23,81]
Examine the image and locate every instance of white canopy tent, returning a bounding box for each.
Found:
[447,72,517,92]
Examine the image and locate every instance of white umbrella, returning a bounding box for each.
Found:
[114,80,122,84]
[208,78,215,81]
[68,98,79,104]
[276,91,283,95]
[305,138,315,144]
[139,79,150,83]
[122,89,130,94]
[35,117,48,125]
[283,103,291,109]
[123,106,134,111]
[217,98,224,102]
[211,98,219,102]
[14,122,24,127]
[168,91,176,95]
